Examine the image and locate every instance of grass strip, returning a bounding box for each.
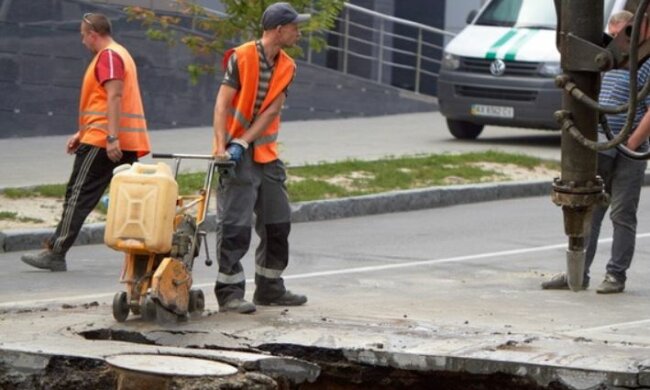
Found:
[0,151,558,204]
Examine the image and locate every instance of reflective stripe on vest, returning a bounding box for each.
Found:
[78,123,147,133]
[80,110,146,120]
[78,42,150,157]
[228,107,252,130]
[214,41,295,163]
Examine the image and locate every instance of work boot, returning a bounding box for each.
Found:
[220,298,256,314]
[540,272,588,290]
[253,291,307,306]
[596,274,625,294]
[20,250,67,272]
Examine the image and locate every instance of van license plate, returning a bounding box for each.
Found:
[470,104,514,118]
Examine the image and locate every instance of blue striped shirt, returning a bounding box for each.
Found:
[598,61,650,155]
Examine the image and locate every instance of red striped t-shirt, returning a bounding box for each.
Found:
[95,49,125,85]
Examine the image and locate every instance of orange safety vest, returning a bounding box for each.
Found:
[78,42,150,157]
[215,41,296,163]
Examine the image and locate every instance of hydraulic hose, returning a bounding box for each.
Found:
[562,0,650,152]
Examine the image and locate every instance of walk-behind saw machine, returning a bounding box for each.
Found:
[104,154,233,323]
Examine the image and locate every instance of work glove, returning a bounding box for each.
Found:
[225,138,248,162]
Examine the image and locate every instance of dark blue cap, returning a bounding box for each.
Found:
[262,2,311,30]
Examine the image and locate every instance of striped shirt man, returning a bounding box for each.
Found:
[598,60,650,155]
[222,40,288,119]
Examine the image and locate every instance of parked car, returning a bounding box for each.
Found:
[437,0,623,139]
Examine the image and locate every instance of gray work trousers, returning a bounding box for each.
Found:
[214,149,291,305]
[584,152,647,283]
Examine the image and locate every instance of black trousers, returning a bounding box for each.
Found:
[48,144,137,255]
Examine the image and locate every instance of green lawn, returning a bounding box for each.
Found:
[1,151,559,205]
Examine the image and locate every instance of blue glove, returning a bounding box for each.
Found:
[226,138,248,162]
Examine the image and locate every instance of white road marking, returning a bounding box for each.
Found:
[3,233,650,311]
[564,318,650,334]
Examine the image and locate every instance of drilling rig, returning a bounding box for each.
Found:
[554,0,650,291]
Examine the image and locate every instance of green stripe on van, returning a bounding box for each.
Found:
[504,29,539,61]
[485,29,517,60]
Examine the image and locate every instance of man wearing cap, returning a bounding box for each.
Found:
[211,2,310,313]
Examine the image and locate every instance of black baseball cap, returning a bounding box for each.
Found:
[262,2,311,30]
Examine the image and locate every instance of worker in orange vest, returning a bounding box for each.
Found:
[21,13,150,272]
[212,2,310,313]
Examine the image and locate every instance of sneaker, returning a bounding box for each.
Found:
[220,298,256,314]
[253,290,307,306]
[20,250,67,272]
[541,273,588,290]
[596,274,625,294]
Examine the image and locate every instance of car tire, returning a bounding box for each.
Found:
[447,119,484,139]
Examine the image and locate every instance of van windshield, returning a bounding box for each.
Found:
[475,0,617,29]
[476,0,556,29]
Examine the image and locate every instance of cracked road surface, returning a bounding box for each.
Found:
[2,195,650,388]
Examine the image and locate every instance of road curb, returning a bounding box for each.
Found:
[1,180,553,253]
[290,179,552,222]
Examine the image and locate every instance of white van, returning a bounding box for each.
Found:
[437,0,625,139]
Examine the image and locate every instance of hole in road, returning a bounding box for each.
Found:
[72,329,573,389]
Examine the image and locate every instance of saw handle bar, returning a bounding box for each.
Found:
[151,153,236,180]
[152,153,235,167]
[152,153,236,268]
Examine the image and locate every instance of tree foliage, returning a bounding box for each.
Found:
[125,0,343,82]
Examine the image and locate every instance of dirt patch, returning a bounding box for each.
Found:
[472,162,558,182]
[325,171,374,191]
[0,196,105,231]
[442,176,469,185]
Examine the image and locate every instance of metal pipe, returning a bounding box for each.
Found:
[415,28,423,94]
[554,0,604,291]
[343,8,350,74]
[0,0,12,22]
[343,2,455,37]
[378,19,384,83]
[559,0,649,152]
[307,30,313,64]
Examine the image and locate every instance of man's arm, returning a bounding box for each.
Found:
[213,84,238,157]
[214,88,286,158]
[104,79,124,162]
[239,93,286,145]
[627,108,650,150]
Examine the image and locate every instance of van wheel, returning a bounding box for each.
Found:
[447,119,484,139]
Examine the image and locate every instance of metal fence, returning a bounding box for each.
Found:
[76,1,456,96]
[195,2,456,96]
[305,3,455,96]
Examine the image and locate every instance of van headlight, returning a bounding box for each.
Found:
[539,62,561,76]
[441,52,460,70]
